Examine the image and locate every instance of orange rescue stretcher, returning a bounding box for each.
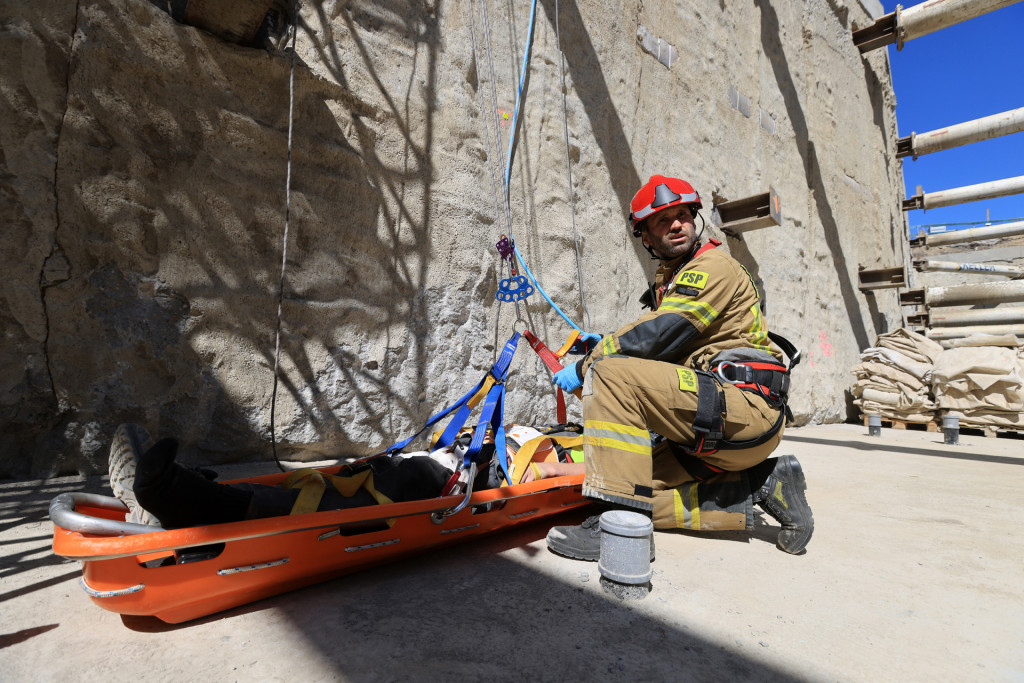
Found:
[49,330,592,623]
[50,468,587,624]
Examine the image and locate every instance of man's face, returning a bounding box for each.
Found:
[641,204,697,261]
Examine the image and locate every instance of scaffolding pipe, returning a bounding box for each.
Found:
[926,324,1024,341]
[915,259,1024,278]
[929,306,1024,327]
[897,107,1024,159]
[922,279,1024,307]
[853,0,1023,52]
[900,0,1022,45]
[922,219,1024,246]
[904,176,1024,211]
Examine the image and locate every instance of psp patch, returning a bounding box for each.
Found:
[675,270,709,290]
[677,368,698,393]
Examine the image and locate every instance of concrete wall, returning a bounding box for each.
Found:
[0,0,906,477]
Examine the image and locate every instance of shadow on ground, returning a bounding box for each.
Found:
[104,506,792,680]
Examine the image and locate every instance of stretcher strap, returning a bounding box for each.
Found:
[284,468,394,516]
[463,374,509,482]
[503,435,583,487]
[385,332,520,455]
[431,332,518,453]
[553,330,581,358]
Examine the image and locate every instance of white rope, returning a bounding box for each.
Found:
[555,0,590,329]
[480,0,514,240]
[471,0,525,352]
[270,1,300,471]
[469,0,508,248]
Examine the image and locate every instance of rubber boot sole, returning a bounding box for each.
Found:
[108,423,159,526]
[772,455,813,554]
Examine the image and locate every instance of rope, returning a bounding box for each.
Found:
[270,1,300,472]
[513,245,580,331]
[477,1,596,341]
[501,0,539,208]
[470,0,519,355]
[555,0,591,330]
[496,0,588,334]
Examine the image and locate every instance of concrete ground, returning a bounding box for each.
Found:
[2,423,1023,682]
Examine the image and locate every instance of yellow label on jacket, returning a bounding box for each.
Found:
[676,270,709,289]
[677,368,698,392]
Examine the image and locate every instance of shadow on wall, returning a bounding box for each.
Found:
[40,1,442,474]
[538,0,647,268]
[754,0,871,352]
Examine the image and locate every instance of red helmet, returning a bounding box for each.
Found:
[629,175,702,237]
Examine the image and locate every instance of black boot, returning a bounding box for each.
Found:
[134,438,252,528]
[546,507,655,562]
[753,455,814,554]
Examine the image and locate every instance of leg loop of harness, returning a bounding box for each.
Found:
[672,333,801,481]
[680,370,726,457]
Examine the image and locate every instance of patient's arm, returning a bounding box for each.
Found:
[519,460,585,484]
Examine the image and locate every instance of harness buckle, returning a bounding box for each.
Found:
[714,361,751,385]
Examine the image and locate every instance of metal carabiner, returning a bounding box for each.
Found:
[431,461,478,524]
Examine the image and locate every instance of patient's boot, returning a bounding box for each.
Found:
[753,455,814,554]
[108,423,159,526]
[134,438,252,529]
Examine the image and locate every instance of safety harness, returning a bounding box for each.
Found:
[642,240,802,478]
[672,330,801,481]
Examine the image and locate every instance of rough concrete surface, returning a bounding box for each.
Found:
[2,0,907,477]
[2,424,1023,681]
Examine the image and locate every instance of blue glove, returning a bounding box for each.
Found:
[552,364,583,393]
[579,332,603,346]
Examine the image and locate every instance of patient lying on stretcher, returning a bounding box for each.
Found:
[108,423,583,529]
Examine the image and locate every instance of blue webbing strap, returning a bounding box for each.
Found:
[383,333,520,456]
[383,379,484,455]
[460,374,510,483]
[432,332,519,451]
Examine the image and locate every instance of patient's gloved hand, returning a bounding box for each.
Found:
[552,365,583,393]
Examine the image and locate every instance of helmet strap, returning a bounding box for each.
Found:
[692,209,706,246]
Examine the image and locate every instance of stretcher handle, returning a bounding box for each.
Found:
[49,492,165,536]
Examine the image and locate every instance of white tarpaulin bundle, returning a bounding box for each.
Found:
[851,329,944,423]
[932,345,1024,429]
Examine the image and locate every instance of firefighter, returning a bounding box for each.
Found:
[544,175,813,558]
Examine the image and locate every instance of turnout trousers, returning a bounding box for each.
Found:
[581,355,784,531]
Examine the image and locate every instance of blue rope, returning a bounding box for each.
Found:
[499,0,588,334]
[502,0,539,204]
[514,244,581,332]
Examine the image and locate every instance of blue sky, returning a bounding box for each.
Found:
[881,1,1024,231]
